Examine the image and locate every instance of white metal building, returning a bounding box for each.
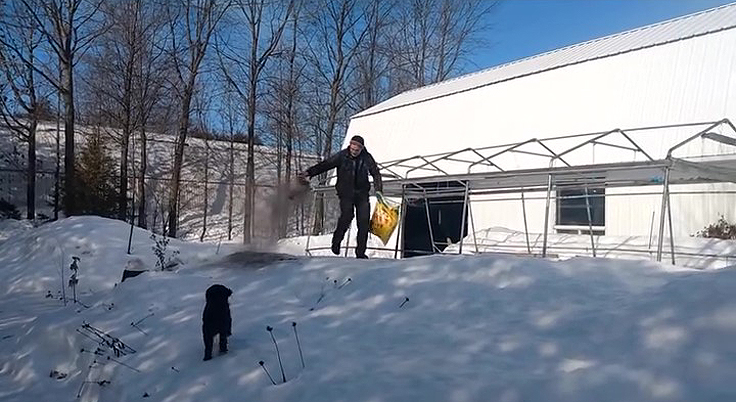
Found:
[330,3,736,259]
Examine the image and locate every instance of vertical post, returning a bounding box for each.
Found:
[647,210,655,251]
[521,191,531,254]
[344,225,351,257]
[394,189,406,259]
[468,195,479,254]
[542,174,554,257]
[656,167,670,262]
[667,188,676,265]
[458,182,470,254]
[304,190,318,256]
[583,187,596,257]
[54,69,61,220]
[424,191,436,254]
[127,132,136,255]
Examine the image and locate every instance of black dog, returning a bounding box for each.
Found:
[202,284,232,361]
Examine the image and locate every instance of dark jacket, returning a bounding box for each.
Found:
[306,147,383,197]
[203,284,232,335]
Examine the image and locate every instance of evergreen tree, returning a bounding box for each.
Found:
[73,130,119,218]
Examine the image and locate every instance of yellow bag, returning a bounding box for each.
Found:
[369,194,400,245]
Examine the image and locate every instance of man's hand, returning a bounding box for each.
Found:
[296,171,309,185]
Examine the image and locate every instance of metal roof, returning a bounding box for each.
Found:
[353,2,736,119]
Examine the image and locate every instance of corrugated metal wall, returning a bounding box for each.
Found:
[346,28,736,238]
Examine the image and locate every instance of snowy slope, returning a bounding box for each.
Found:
[1,217,736,402]
[0,123,320,243]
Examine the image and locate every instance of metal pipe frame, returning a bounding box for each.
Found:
[521,191,532,254]
[303,120,736,260]
[459,181,470,254]
[468,197,479,254]
[440,189,733,204]
[423,189,438,253]
[344,226,351,257]
[667,119,730,158]
[454,241,736,262]
[582,186,597,257]
[405,156,450,178]
[656,166,671,262]
[375,121,720,172]
[542,174,554,257]
[394,187,407,259]
[304,190,319,256]
[468,138,557,173]
[667,186,676,265]
[590,140,640,153]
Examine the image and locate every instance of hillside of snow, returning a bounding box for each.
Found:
[0,122,320,243]
[1,217,736,401]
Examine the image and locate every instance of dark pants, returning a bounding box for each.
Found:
[203,326,228,358]
[333,192,370,257]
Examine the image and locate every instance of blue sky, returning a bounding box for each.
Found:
[471,0,735,70]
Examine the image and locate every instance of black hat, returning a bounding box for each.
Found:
[350,135,365,146]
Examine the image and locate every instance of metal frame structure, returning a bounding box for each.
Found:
[304,119,736,263]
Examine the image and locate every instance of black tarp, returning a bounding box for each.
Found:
[402,181,468,258]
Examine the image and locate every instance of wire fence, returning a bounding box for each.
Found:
[0,127,326,243]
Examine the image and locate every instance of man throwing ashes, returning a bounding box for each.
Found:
[299,135,383,259]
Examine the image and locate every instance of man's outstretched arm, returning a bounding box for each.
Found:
[301,151,343,179]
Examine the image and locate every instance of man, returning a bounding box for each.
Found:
[299,135,383,259]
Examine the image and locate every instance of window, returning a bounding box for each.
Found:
[556,187,605,233]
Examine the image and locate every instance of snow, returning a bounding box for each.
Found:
[282,224,736,269]
[446,227,736,269]
[2,216,736,402]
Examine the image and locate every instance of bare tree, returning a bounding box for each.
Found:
[191,92,213,242]
[388,0,496,93]
[83,0,169,226]
[259,0,304,237]
[214,85,243,241]
[222,91,238,241]
[216,0,294,243]
[4,0,107,215]
[302,0,368,234]
[134,12,169,229]
[86,0,146,220]
[353,0,394,111]
[0,2,44,219]
[165,0,230,237]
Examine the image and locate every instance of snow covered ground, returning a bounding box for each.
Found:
[1,216,736,402]
[282,225,736,269]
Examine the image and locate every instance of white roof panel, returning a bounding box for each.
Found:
[354,2,736,119]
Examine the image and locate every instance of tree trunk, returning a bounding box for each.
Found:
[282,13,297,238]
[26,118,37,219]
[282,128,292,238]
[275,123,283,239]
[244,90,256,243]
[228,133,234,240]
[61,62,75,215]
[26,48,38,220]
[119,127,129,220]
[200,134,209,242]
[167,77,195,238]
[137,127,147,228]
[119,62,134,220]
[54,102,60,220]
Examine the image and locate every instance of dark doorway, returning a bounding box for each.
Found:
[402,181,469,258]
